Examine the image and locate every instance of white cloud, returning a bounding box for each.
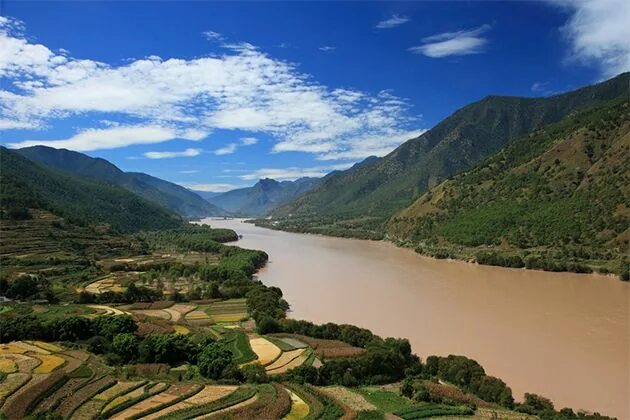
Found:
[554,0,630,78]
[203,31,223,41]
[212,143,238,155]
[0,17,421,160]
[376,15,410,29]
[319,46,336,52]
[0,118,39,130]
[409,24,491,58]
[240,163,352,181]
[144,148,202,159]
[7,125,207,151]
[179,170,199,174]
[212,136,258,155]
[181,183,238,192]
[240,137,257,145]
[317,128,426,160]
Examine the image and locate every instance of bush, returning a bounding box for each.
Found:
[197,342,234,379]
[240,363,269,383]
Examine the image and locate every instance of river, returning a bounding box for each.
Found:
[202,218,629,419]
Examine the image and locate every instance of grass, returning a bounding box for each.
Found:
[393,404,475,419]
[67,364,93,378]
[224,330,257,364]
[265,336,297,351]
[357,388,416,413]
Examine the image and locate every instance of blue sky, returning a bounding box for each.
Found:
[1,1,628,192]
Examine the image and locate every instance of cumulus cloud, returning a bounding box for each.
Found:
[375,15,410,29]
[409,24,491,58]
[554,0,630,78]
[181,183,238,192]
[239,163,353,181]
[144,148,202,159]
[0,17,420,160]
[7,125,206,151]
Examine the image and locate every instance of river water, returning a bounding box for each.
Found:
[203,218,629,419]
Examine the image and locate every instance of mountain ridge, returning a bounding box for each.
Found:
[15,146,226,218]
[271,73,630,231]
[205,177,320,216]
[389,98,629,277]
[0,147,182,232]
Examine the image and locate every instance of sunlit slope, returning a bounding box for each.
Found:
[389,99,629,273]
[273,72,630,225]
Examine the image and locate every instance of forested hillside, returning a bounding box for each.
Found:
[16,146,225,218]
[0,147,182,233]
[389,99,629,277]
[271,72,630,237]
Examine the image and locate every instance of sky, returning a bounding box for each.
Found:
[1,1,628,192]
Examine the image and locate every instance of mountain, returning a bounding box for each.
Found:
[193,191,223,201]
[0,147,182,232]
[389,98,629,276]
[206,177,320,216]
[272,73,630,235]
[15,146,226,218]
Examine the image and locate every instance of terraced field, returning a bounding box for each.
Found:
[270,333,365,359]
[206,298,248,323]
[265,348,309,375]
[247,336,282,366]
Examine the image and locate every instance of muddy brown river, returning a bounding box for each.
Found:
[203,218,629,419]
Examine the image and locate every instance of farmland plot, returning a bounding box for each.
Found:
[110,383,200,419]
[142,385,237,419]
[248,337,281,366]
[317,386,376,411]
[284,388,310,419]
[265,349,307,374]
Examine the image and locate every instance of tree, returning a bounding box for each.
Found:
[112,333,138,363]
[240,363,269,383]
[197,342,233,379]
[5,275,44,300]
[256,316,280,334]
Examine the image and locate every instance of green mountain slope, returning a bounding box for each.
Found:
[16,146,226,218]
[205,177,320,216]
[272,73,629,234]
[389,99,629,276]
[0,147,182,232]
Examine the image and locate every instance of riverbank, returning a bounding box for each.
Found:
[251,218,629,281]
[207,218,630,419]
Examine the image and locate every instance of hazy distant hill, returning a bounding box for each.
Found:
[0,147,182,232]
[389,98,629,275]
[206,177,320,216]
[15,146,225,218]
[272,73,630,235]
